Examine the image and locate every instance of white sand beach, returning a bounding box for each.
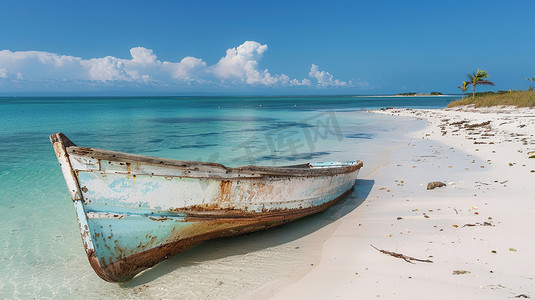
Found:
[260,106,535,299]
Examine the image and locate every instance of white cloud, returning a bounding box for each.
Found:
[290,78,312,86]
[129,47,157,65]
[0,42,353,89]
[211,41,290,86]
[163,57,207,82]
[302,78,312,86]
[308,64,349,87]
[0,50,83,80]
[212,41,267,82]
[82,56,129,81]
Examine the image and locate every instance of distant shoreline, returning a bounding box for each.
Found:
[353,94,456,98]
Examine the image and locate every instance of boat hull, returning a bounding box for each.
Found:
[50,133,363,282]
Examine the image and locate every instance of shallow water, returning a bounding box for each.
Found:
[0,95,456,298]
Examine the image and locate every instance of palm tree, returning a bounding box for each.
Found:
[457,81,470,98]
[527,77,535,91]
[467,69,495,98]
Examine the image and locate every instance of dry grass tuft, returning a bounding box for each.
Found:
[447,91,535,108]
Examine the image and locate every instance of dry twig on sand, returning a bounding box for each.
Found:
[370,245,434,264]
[462,222,493,227]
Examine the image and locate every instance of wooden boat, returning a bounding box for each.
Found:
[50,133,363,282]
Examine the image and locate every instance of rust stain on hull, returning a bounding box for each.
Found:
[219,180,232,202]
[87,188,351,282]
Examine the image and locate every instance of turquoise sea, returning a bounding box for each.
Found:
[0,95,458,298]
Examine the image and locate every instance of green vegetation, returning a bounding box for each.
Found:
[457,81,469,97]
[447,90,535,108]
[466,69,494,98]
[450,72,535,107]
[527,77,535,91]
[430,91,443,95]
[397,92,417,96]
[471,90,512,96]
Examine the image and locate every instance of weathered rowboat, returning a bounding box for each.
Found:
[50,133,363,282]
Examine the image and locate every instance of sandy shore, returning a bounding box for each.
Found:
[261,105,535,299]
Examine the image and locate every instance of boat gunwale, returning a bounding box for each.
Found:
[66,145,363,177]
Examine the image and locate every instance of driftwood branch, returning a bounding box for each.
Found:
[370,244,434,264]
[462,222,493,227]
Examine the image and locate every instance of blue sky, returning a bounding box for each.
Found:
[0,0,534,95]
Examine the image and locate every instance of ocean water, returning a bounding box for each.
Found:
[0,95,458,298]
